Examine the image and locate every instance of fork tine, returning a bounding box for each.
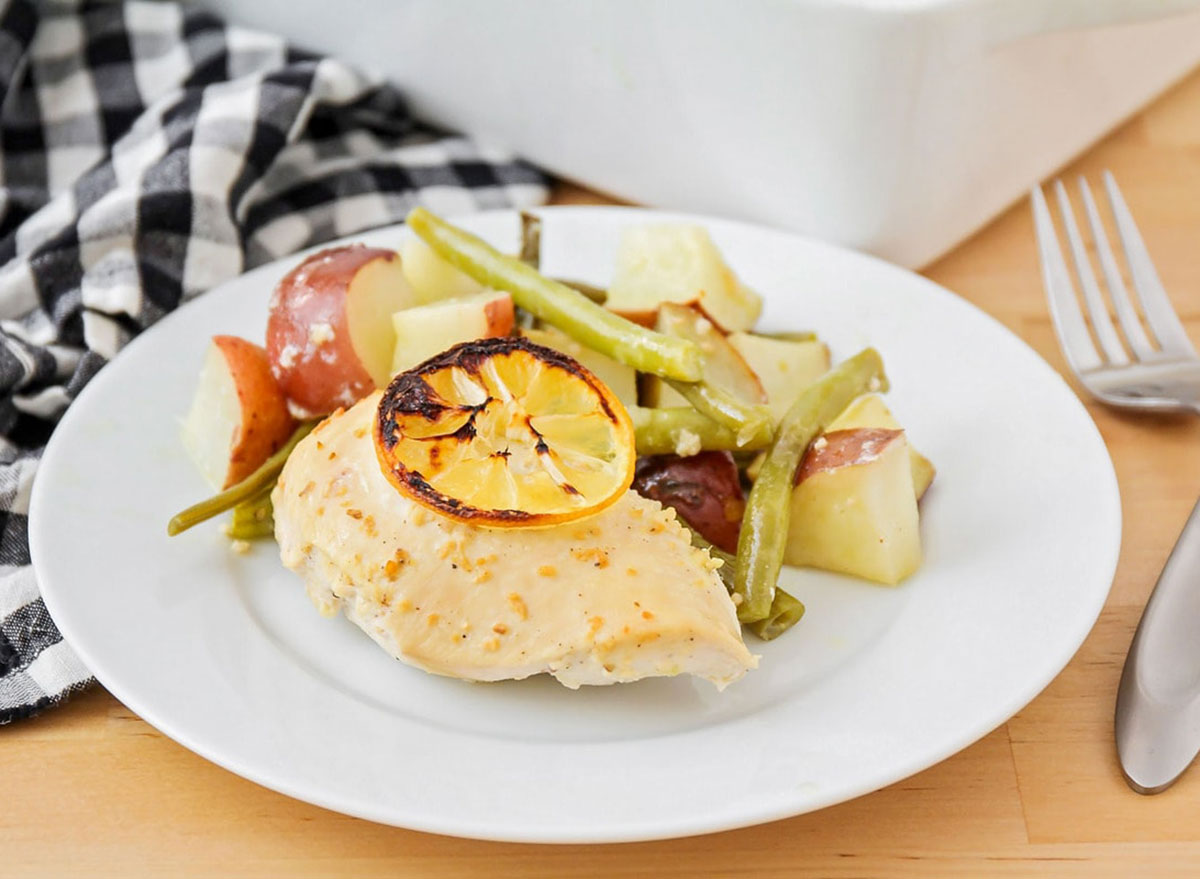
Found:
[1032,185,1103,374]
[1079,177,1157,361]
[1054,180,1129,365]
[1104,171,1198,358]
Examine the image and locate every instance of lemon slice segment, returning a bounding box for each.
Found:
[374,336,636,527]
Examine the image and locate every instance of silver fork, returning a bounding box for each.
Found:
[1032,171,1200,796]
[1033,172,1200,413]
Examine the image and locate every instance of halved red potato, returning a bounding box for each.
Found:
[181,335,296,489]
[643,303,767,408]
[632,451,745,553]
[784,428,921,585]
[390,290,515,375]
[266,245,415,417]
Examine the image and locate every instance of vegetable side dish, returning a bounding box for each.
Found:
[169,209,934,689]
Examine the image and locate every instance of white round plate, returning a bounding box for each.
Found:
[31,208,1120,843]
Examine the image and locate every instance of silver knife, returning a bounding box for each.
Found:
[1116,496,1200,793]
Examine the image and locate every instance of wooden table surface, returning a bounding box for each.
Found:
[9,67,1200,879]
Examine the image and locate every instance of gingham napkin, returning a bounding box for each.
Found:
[0,0,548,723]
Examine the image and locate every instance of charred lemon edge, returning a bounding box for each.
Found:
[373,336,636,528]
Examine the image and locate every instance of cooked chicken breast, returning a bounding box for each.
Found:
[272,393,756,689]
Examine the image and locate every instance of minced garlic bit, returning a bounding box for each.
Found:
[277,343,300,369]
[230,539,251,555]
[308,321,335,346]
[492,623,508,635]
[673,428,701,457]
[345,508,363,519]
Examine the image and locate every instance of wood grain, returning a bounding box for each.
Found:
[8,64,1200,879]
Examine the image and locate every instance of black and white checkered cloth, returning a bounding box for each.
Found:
[0,0,549,723]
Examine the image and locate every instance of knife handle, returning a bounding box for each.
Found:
[1116,496,1200,794]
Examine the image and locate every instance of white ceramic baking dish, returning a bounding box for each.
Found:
[199,0,1200,267]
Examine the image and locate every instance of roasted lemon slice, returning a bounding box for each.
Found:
[374,336,636,527]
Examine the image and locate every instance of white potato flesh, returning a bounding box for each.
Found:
[400,234,484,304]
[605,225,762,332]
[390,290,514,375]
[727,332,831,422]
[345,256,418,387]
[181,343,240,490]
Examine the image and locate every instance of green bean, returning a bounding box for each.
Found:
[168,420,316,536]
[519,211,542,265]
[406,207,702,381]
[229,483,275,539]
[225,517,276,541]
[745,590,806,641]
[734,349,887,622]
[631,406,772,456]
[515,213,543,329]
[664,379,774,447]
[684,524,805,641]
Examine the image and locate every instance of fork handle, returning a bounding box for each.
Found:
[1115,495,1200,793]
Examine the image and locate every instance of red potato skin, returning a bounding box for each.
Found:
[482,293,515,337]
[212,335,296,488]
[632,451,745,553]
[796,428,903,484]
[266,245,398,417]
